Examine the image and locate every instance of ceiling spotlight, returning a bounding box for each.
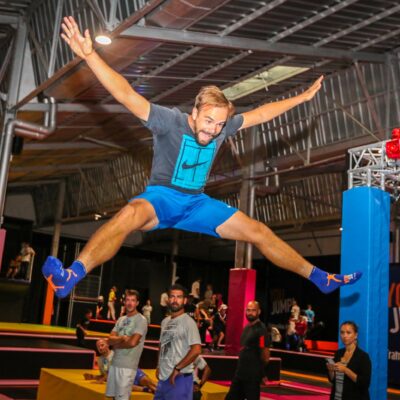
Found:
[94,213,102,221]
[95,34,112,45]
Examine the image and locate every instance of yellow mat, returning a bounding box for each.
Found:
[0,322,107,337]
[37,368,228,400]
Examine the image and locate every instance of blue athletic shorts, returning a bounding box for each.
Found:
[134,185,238,238]
[134,368,145,385]
[154,374,193,400]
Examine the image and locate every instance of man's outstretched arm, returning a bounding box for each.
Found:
[240,76,323,130]
[61,16,150,121]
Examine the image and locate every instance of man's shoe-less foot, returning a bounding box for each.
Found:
[309,266,362,294]
[42,256,87,298]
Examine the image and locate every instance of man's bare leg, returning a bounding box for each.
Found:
[77,199,158,272]
[42,199,158,298]
[216,211,361,294]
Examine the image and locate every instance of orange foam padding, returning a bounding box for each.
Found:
[42,285,54,325]
[304,340,338,352]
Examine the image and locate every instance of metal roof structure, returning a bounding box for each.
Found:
[0,0,399,256]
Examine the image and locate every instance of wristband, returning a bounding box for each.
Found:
[143,387,150,392]
[174,366,181,372]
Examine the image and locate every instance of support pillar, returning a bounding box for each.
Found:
[226,127,257,353]
[225,268,256,353]
[0,17,28,226]
[42,181,66,325]
[340,186,389,400]
[0,228,5,272]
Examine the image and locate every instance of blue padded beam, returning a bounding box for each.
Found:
[340,186,389,400]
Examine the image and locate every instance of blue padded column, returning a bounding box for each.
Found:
[340,186,389,400]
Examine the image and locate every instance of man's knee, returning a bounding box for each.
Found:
[116,199,156,227]
[248,220,269,245]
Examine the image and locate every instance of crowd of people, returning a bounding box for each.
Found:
[78,284,274,400]
[79,286,370,400]
[79,285,215,399]
[282,301,316,352]
[96,281,227,352]
[77,284,372,400]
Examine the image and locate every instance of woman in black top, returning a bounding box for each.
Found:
[327,321,371,400]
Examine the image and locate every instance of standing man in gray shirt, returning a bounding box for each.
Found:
[105,289,148,400]
[155,284,202,400]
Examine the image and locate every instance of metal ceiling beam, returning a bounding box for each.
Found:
[23,142,104,151]
[152,0,358,103]
[121,25,385,63]
[10,163,103,172]
[220,3,400,101]
[0,36,14,86]
[129,0,288,91]
[315,3,400,48]
[14,0,165,110]
[85,0,236,106]
[151,51,250,102]
[0,14,18,24]
[270,0,360,43]
[8,179,61,187]
[18,102,196,113]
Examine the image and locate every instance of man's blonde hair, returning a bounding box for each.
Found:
[194,86,235,117]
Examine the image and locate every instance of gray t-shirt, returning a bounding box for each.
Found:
[111,313,148,369]
[98,350,114,376]
[158,313,201,381]
[143,104,243,194]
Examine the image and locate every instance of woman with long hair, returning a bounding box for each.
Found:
[327,321,371,400]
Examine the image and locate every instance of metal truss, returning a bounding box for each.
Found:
[348,141,400,196]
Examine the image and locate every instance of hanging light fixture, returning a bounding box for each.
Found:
[95,33,112,45]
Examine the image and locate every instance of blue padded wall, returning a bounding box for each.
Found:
[340,186,389,400]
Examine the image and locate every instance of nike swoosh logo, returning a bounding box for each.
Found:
[182,160,208,169]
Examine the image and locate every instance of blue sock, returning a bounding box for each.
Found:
[42,256,87,298]
[309,266,362,294]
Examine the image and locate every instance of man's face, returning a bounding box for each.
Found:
[96,339,109,355]
[192,105,229,146]
[168,290,187,312]
[124,295,139,313]
[245,302,261,322]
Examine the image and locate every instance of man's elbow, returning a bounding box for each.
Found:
[193,345,202,356]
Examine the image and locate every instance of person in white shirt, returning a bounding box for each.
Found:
[105,290,148,400]
[142,299,153,324]
[160,291,169,318]
[155,284,201,400]
[84,339,157,393]
[290,300,300,320]
[190,279,201,304]
[19,242,35,280]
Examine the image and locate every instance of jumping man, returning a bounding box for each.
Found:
[42,16,361,298]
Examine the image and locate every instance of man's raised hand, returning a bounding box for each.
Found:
[302,75,324,102]
[61,16,93,60]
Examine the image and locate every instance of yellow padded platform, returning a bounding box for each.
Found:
[37,368,229,400]
[0,322,107,337]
